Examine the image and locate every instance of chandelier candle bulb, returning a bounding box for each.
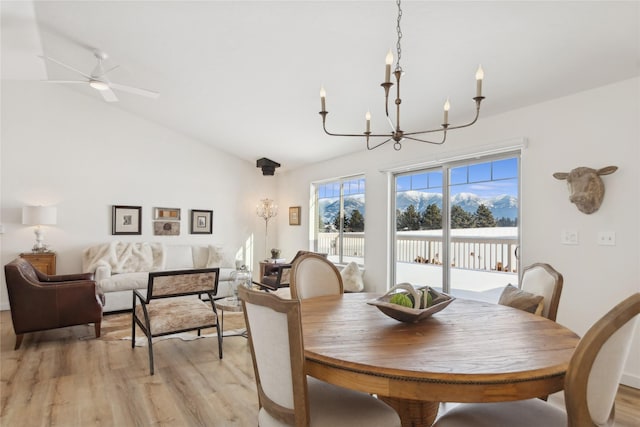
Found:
[475,65,484,97]
[365,111,371,133]
[385,49,393,82]
[320,86,326,112]
[443,98,450,125]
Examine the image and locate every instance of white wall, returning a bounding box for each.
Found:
[1,81,277,308]
[275,77,640,387]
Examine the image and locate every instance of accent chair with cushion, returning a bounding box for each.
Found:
[4,257,105,350]
[132,267,223,375]
[433,292,640,427]
[290,252,343,300]
[238,286,401,427]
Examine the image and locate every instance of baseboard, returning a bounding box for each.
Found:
[621,373,640,389]
[0,303,9,311]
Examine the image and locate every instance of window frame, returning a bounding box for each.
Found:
[312,174,366,266]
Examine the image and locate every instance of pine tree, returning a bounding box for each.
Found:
[333,213,349,231]
[398,205,421,230]
[450,205,475,229]
[349,209,365,232]
[420,203,442,230]
[474,204,496,227]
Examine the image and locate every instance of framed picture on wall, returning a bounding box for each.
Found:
[153,207,181,221]
[289,206,301,226]
[112,205,142,235]
[190,209,213,234]
[153,221,180,236]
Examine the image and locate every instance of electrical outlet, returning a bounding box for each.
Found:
[597,231,616,246]
[561,230,579,245]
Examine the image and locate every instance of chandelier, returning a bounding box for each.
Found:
[319,0,485,151]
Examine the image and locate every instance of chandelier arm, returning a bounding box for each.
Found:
[403,98,483,137]
[403,133,447,145]
[321,112,395,138]
[367,137,393,150]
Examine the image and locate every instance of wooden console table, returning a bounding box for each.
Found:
[20,252,56,275]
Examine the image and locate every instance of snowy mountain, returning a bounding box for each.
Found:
[319,195,365,224]
[397,191,518,220]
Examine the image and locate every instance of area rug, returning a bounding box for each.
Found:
[94,311,246,346]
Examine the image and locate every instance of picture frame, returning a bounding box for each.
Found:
[153,221,180,236]
[190,209,213,234]
[112,205,142,235]
[289,206,301,226]
[153,207,181,221]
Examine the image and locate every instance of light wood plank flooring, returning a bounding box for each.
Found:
[1,311,638,426]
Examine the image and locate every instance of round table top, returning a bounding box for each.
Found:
[300,293,580,402]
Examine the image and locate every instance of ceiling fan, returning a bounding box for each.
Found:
[39,50,159,102]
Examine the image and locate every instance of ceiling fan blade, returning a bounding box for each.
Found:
[39,55,93,80]
[109,82,160,99]
[100,88,119,102]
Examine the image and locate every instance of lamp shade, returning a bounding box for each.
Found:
[22,206,57,226]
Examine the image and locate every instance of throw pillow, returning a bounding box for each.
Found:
[206,245,224,268]
[341,262,364,293]
[498,284,544,316]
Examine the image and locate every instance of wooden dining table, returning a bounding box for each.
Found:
[300,293,580,427]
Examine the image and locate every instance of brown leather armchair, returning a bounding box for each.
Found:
[4,257,105,350]
[253,250,327,291]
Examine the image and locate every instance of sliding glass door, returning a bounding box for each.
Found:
[393,153,520,302]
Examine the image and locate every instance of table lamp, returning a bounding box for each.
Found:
[22,206,57,252]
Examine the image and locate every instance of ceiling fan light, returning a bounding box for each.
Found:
[89,80,109,91]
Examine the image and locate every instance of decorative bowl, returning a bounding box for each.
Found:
[367,283,455,323]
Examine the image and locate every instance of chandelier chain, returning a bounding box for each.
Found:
[395,0,403,72]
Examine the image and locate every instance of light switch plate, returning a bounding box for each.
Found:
[561,230,579,245]
[597,231,616,246]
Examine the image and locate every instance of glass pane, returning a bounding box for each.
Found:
[396,175,411,192]
[395,170,443,290]
[468,162,491,183]
[493,158,518,180]
[411,173,428,190]
[449,157,519,303]
[450,166,468,185]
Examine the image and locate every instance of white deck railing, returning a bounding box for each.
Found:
[317,229,518,273]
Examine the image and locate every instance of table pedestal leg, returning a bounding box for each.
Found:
[378,396,439,427]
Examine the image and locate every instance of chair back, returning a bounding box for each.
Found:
[564,292,640,426]
[239,286,309,426]
[521,263,563,321]
[145,268,219,302]
[290,253,343,300]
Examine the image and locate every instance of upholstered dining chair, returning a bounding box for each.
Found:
[4,257,104,350]
[238,286,401,427]
[132,268,222,375]
[521,262,564,321]
[433,292,640,427]
[290,253,343,300]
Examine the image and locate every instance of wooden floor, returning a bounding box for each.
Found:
[1,310,639,426]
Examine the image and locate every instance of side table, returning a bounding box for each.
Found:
[214,297,247,338]
[20,252,56,275]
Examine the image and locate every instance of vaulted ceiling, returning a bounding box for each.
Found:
[2,1,639,171]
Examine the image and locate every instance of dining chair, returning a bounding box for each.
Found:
[521,263,564,321]
[290,253,343,300]
[253,250,326,292]
[433,292,640,427]
[238,286,401,427]
[132,268,223,375]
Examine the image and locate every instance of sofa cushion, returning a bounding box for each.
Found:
[192,246,210,268]
[98,272,149,293]
[164,245,194,270]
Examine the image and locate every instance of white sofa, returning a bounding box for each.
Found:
[82,242,236,312]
